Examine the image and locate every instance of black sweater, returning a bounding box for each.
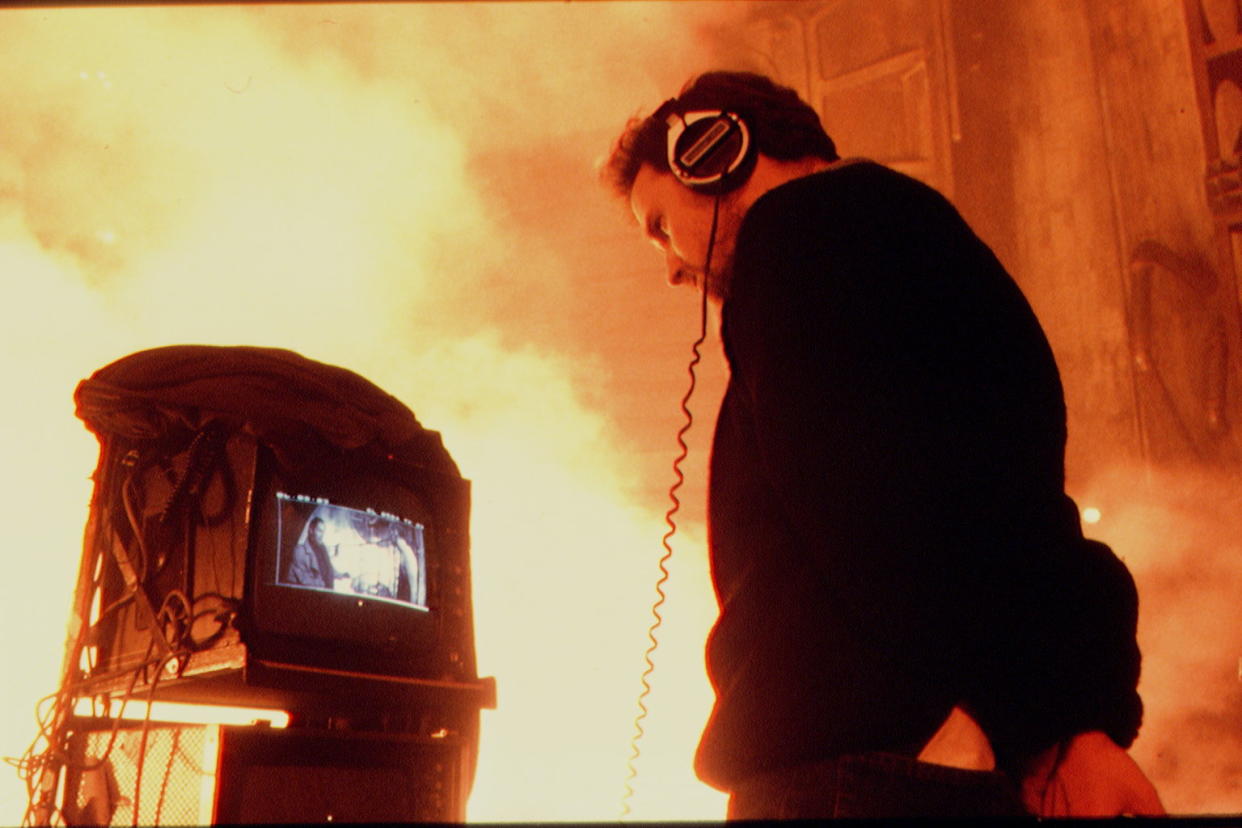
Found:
[694,161,1142,790]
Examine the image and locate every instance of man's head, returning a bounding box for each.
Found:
[603,71,839,301]
[308,517,325,545]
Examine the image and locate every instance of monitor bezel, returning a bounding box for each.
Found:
[243,446,472,681]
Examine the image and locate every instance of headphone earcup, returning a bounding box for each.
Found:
[665,109,755,196]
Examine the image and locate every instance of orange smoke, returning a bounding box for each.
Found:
[0,3,739,822]
[1074,464,1242,815]
[6,2,1240,822]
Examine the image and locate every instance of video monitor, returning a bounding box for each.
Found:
[244,447,476,684]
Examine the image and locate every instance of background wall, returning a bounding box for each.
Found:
[1,1,1239,820]
[720,4,1242,811]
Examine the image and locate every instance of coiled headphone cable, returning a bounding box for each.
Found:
[620,193,721,818]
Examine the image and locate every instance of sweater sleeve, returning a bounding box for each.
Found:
[964,530,1144,772]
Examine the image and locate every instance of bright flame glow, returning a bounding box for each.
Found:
[72,699,290,729]
[0,3,734,823]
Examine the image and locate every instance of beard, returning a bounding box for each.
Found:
[701,261,733,303]
[699,197,747,303]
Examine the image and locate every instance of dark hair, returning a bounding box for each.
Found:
[600,70,839,199]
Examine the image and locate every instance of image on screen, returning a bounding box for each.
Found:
[274,491,428,611]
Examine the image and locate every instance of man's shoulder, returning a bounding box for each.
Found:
[749,159,944,224]
[788,157,926,187]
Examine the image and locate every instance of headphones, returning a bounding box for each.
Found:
[657,100,756,196]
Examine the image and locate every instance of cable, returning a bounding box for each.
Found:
[14,484,133,827]
[131,651,175,828]
[15,440,192,827]
[14,640,160,827]
[621,193,722,819]
[15,429,236,826]
[154,726,180,826]
[154,425,222,528]
[120,473,152,585]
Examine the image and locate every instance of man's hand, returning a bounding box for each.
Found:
[1020,731,1164,817]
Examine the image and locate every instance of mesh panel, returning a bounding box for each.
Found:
[70,725,216,826]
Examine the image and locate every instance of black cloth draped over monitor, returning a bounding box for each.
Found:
[74,345,458,476]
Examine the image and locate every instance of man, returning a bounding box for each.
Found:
[602,71,1163,818]
[284,516,335,589]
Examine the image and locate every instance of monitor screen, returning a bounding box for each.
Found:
[274,492,428,612]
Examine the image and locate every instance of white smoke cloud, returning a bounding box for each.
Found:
[0,3,741,822]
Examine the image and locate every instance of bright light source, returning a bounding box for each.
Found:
[1082,506,1102,524]
[73,698,289,728]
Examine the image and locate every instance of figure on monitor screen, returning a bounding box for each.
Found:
[283,517,336,589]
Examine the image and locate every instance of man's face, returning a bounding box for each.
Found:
[629,164,742,302]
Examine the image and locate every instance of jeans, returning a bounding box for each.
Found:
[726,751,1029,819]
